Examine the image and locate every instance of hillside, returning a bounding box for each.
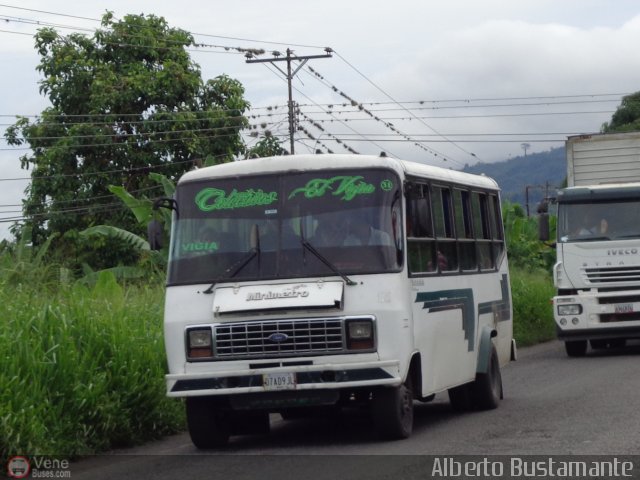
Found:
[461,147,566,212]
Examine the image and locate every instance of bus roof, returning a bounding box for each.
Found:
[179,154,500,191]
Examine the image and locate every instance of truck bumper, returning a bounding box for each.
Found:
[554,291,640,341]
[556,324,640,341]
[166,359,401,397]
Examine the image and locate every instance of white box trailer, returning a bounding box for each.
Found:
[566,131,640,187]
[553,132,640,356]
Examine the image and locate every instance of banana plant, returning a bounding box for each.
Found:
[79,173,176,277]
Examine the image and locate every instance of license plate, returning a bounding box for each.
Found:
[263,372,296,391]
[614,303,634,314]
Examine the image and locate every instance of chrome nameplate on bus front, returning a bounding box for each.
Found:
[212,281,344,315]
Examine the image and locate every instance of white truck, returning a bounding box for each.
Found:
[551,131,640,356]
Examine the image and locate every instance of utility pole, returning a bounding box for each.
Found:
[246,48,332,154]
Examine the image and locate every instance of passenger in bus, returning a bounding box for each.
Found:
[344,216,392,246]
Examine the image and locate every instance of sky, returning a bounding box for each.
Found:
[1,0,640,239]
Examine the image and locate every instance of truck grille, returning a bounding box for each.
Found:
[213,318,345,359]
[584,266,640,284]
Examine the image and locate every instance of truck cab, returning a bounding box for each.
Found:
[553,183,640,356]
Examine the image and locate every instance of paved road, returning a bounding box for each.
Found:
[71,340,640,479]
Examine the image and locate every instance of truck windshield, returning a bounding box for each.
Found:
[557,200,640,242]
[167,168,403,286]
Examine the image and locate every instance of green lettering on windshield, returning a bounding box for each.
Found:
[288,176,375,201]
[195,187,278,211]
[182,241,219,253]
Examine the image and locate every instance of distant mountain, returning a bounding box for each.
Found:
[461,147,566,213]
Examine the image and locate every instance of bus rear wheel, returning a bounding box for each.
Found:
[470,346,503,410]
[372,379,414,439]
[186,397,231,449]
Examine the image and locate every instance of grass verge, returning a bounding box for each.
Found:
[0,271,184,460]
[510,266,556,347]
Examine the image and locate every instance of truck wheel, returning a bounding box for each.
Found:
[186,397,231,449]
[565,340,587,357]
[470,346,502,410]
[372,379,414,439]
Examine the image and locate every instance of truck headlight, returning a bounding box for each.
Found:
[187,328,213,359]
[557,304,582,316]
[346,319,375,350]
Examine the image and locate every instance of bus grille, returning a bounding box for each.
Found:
[213,318,345,359]
[584,266,640,284]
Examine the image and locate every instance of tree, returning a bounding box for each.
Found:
[245,132,288,158]
[4,12,249,268]
[601,91,640,133]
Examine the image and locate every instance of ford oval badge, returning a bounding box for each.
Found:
[268,332,289,343]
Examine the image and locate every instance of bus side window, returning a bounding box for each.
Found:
[406,183,437,274]
[472,191,494,270]
[488,194,505,266]
[432,185,458,272]
[454,188,477,271]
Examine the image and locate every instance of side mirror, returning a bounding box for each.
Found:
[147,219,164,250]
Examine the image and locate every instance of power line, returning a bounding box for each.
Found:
[0,154,225,181]
[297,92,629,107]
[304,65,462,166]
[333,51,474,165]
[0,3,330,50]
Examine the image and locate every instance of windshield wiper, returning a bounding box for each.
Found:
[203,224,260,294]
[299,221,357,286]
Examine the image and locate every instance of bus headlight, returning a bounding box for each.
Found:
[557,304,582,316]
[346,320,375,350]
[187,328,213,359]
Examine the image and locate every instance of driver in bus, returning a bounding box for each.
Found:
[344,216,392,246]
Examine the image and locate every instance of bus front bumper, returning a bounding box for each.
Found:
[166,360,401,397]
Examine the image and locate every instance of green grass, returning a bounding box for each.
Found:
[510,266,557,347]
[0,271,184,460]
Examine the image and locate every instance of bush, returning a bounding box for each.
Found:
[510,267,556,347]
[0,271,184,459]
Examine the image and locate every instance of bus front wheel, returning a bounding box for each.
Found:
[372,379,414,439]
[186,397,231,449]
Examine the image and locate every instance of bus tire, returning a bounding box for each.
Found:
[565,340,587,357]
[186,397,231,449]
[372,379,414,440]
[470,346,502,410]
